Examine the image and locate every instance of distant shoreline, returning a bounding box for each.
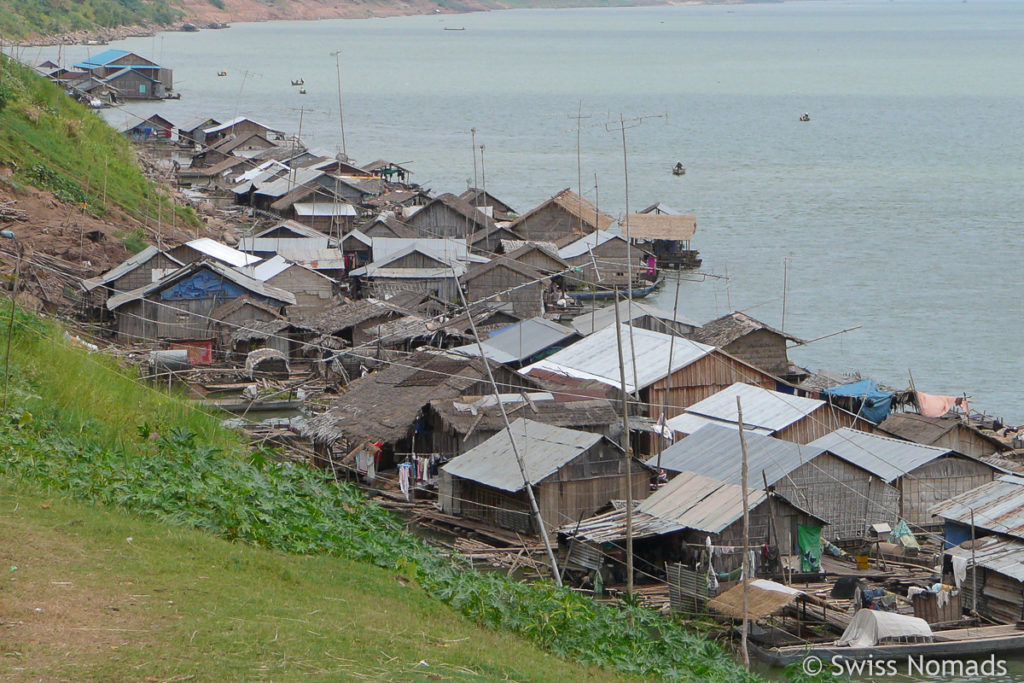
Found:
[13,0,739,47]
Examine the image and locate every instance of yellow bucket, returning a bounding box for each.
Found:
[856,554,869,570]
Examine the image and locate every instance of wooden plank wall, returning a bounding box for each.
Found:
[646,352,777,420]
[516,205,580,242]
[901,456,996,528]
[465,268,542,319]
[723,330,791,377]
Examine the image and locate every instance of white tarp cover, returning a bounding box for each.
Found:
[836,609,933,648]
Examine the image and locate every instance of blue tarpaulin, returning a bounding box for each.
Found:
[822,379,893,424]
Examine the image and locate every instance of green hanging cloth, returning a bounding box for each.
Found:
[798,524,823,572]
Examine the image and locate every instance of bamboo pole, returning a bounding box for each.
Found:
[737,396,750,670]
[970,507,977,616]
[614,291,634,597]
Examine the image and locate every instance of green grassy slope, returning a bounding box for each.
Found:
[0,486,634,681]
[0,54,195,240]
[0,306,761,682]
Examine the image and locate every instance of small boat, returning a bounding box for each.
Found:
[799,113,811,122]
[672,161,686,176]
[291,78,304,86]
[217,71,228,77]
[298,88,307,95]
[444,27,466,31]
[569,275,665,302]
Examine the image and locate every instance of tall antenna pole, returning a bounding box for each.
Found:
[454,275,562,585]
[655,272,683,474]
[570,102,591,235]
[614,293,634,596]
[781,255,790,332]
[471,128,478,196]
[331,50,348,158]
[479,145,487,207]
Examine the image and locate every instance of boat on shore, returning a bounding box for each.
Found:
[752,623,1024,666]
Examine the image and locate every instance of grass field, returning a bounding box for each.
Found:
[0,485,634,681]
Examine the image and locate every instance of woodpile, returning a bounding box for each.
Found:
[0,201,29,222]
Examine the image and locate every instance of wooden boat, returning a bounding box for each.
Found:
[569,275,664,302]
[298,88,307,95]
[752,623,1024,666]
[291,78,304,86]
[205,398,303,413]
[217,71,228,77]
[799,113,811,122]
[672,161,686,176]
[444,27,466,31]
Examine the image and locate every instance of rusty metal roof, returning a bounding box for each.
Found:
[945,534,1024,582]
[931,475,1024,539]
[809,427,961,483]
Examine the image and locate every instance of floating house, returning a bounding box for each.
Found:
[561,470,827,576]
[440,418,650,536]
[879,413,1010,459]
[558,231,654,290]
[520,324,779,423]
[665,382,877,444]
[649,423,900,541]
[688,311,805,382]
[570,299,700,338]
[73,49,172,100]
[630,206,701,269]
[449,317,579,368]
[202,116,283,147]
[461,258,548,319]
[106,260,294,344]
[810,428,1001,529]
[121,114,175,141]
[511,188,615,242]
[933,475,1024,623]
[403,192,496,238]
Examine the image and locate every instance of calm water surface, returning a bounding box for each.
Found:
[42,0,1024,421]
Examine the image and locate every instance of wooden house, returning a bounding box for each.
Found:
[212,296,285,352]
[300,351,538,471]
[665,382,877,444]
[167,238,261,269]
[561,470,827,578]
[73,49,172,99]
[237,219,339,255]
[106,260,295,344]
[570,299,700,338]
[521,324,779,423]
[339,229,372,270]
[448,316,579,368]
[202,116,283,147]
[499,241,569,276]
[558,231,654,289]
[688,311,805,382]
[627,209,700,270]
[511,188,615,242]
[935,476,1024,623]
[289,298,409,347]
[81,246,183,311]
[461,258,547,319]
[427,394,619,458]
[177,116,220,146]
[405,192,496,238]
[440,418,650,536]
[363,159,414,184]
[350,239,479,302]
[361,215,419,239]
[879,413,1010,459]
[651,424,900,541]
[812,428,1001,530]
[468,224,524,255]
[121,114,175,141]
[244,255,338,309]
[458,187,518,222]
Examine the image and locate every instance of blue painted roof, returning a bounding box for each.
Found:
[74,49,130,69]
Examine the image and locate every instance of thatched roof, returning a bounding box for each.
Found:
[288,298,408,335]
[211,295,285,323]
[430,395,618,436]
[689,311,804,348]
[623,213,696,241]
[707,580,804,621]
[229,319,294,347]
[511,188,616,233]
[879,413,1010,453]
[299,351,535,447]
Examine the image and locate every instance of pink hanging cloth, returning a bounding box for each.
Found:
[916,391,957,418]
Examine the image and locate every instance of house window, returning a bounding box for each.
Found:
[140,84,146,94]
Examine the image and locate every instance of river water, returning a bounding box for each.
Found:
[40,0,1024,421]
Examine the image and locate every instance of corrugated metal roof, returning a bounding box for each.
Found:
[106,259,296,310]
[570,299,699,336]
[931,475,1024,539]
[253,220,327,240]
[666,383,823,435]
[521,324,715,394]
[294,202,358,217]
[82,246,182,292]
[564,471,768,542]
[245,255,292,281]
[183,238,261,267]
[558,230,620,259]
[350,266,462,279]
[808,427,954,483]
[647,423,827,486]
[371,238,470,264]
[204,116,279,135]
[667,413,774,437]
[253,168,326,199]
[238,237,334,253]
[340,229,372,247]
[450,317,576,364]
[946,535,1024,582]
[442,418,605,493]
